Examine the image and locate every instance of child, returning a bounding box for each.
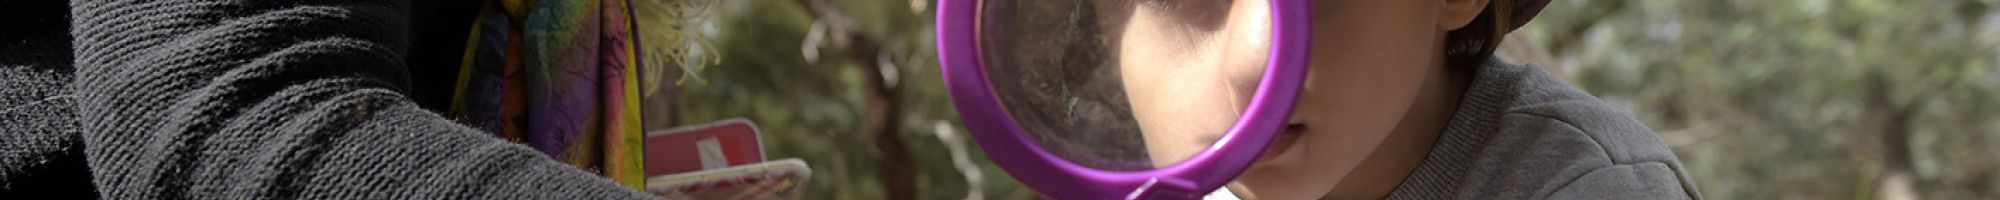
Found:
[1109,0,1701,199]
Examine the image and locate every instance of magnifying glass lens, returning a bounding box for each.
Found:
[977,0,1271,171]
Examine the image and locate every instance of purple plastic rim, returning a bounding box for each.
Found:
[936,0,1310,199]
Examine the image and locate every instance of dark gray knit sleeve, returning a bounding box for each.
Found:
[65,1,655,199]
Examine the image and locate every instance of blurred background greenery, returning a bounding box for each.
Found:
[652,0,2000,199]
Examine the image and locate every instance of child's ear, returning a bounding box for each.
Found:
[1436,0,1491,31]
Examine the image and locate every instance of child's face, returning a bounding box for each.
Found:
[1115,0,1478,198]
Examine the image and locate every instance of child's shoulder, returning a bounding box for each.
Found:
[1476,60,1677,165]
[1398,60,1701,199]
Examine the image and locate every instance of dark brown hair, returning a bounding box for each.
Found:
[1444,0,1514,69]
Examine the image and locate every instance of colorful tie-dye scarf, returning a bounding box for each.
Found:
[450,0,646,189]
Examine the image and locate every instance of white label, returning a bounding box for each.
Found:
[696,137,727,169]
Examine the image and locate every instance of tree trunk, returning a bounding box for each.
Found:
[642,60,685,130]
[1866,73,1919,200]
[794,0,917,198]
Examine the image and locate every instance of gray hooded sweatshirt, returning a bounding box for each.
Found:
[1384,60,1703,199]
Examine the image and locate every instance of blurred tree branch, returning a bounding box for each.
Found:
[794,0,917,199]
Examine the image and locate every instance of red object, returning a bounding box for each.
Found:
[644,119,766,176]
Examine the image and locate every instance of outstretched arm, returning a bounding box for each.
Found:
[66,0,654,199]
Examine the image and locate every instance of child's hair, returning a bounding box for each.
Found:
[1444,0,1515,69]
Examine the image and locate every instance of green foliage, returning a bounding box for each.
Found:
[673,0,1037,199]
[1522,0,2000,198]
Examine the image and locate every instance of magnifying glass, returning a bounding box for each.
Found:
[936,0,1309,199]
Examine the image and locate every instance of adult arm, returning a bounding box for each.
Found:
[66,0,655,199]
